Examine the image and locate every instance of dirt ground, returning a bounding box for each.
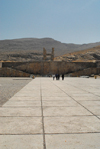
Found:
[0,77,31,106]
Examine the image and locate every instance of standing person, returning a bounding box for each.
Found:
[55,74,57,80]
[56,74,58,80]
[58,74,60,80]
[52,74,55,80]
[62,74,64,80]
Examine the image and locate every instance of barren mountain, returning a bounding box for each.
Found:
[0,38,100,61]
[54,46,100,62]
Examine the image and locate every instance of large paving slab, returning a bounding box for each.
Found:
[44,116,100,133]
[43,106,92,116]
[0,107,41,116]
[45,133,100,149]
[3,100,41,107]
[9,96,41,101]
[69,93,96,97]
[42,96,71,100]
[0,77,100,149]
[42,92,67,97]
[78,100,100,107]
[14,93,40,97]
[0,135,43,149]
[72,96,100,101]
[86,106,100,116]
[42,100,79,107]
[0,117,42,134]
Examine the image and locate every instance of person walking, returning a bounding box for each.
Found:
[62,74,64,80]
[58,74,60,80]
[52,74,55,80]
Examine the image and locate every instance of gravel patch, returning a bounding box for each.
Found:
[0,77,32,106]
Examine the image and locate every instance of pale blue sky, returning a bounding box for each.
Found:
[0,0,100,44]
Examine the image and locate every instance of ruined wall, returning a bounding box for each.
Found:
[97,61,100,68]
[0,62,2,68]
[2,61,97,75]
[0,67,30,77]
[70,68,100,77]
[2,62,28,68]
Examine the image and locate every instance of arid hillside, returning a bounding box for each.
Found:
[0,38,100,61]
[54,46,100,62]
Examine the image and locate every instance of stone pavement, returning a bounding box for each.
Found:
[0,77,100,149]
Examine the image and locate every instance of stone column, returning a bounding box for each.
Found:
[43,48,46,60]
[51,48,54,61]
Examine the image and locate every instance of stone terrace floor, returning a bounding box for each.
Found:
[0,77,100,149]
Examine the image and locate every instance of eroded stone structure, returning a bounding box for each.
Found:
[0,67,30,77]
[0,62,2,68]
[0,50,100,77]
[43,48,54,61]
[51,48,54,61]
[1,61,100,77]
[43,48,47,60]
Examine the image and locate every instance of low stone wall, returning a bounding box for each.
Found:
[97,61,100,68]
[70,67,100,77]
[0,67,30,77]
[0,62,2,68]
[2,61,97,75]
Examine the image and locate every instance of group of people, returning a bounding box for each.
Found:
[52,74,64,80]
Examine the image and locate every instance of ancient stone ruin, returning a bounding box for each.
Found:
[43,48,54,61]
[0,47,100,77]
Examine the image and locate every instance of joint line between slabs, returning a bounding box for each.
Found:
[40,79,46,149]
[44,132,100,135]
[51,80,100,121]
[0,132,100,135]
[66,82,100,98]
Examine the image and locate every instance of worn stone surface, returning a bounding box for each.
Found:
[42,96,72,100]
[43,106,92,116]
[72,96,100,101]
[44,116,100,133]
[0,77,100,149]
[9,96,40,101]
[0,135,43,149]
[45,134,100,149]
[2,61,98,75]
[0,107,41,116]
[42,100,79,107]
[0,67,30,77]
[0,117,42,134]
[3,100,41,107]
[78,100,100,107]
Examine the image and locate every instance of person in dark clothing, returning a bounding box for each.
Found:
[62,74,64,80]
[56,74,57,80]
[58,74,60,80]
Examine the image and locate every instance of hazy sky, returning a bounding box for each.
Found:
[0,0,100,44]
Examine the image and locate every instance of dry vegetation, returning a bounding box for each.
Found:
[54,46,100,62]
